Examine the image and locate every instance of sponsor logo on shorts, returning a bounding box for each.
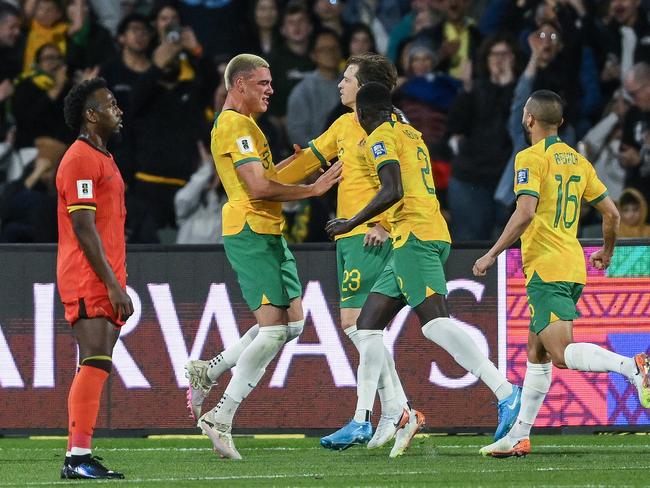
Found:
[371,142,387,158]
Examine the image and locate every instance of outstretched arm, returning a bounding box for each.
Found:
[473,194,538,276]
[589,196,620,270]
[326,162,402,239]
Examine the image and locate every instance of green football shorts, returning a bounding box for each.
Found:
[370,233,450,308]
[336,234,393,308]
[526,272,583,334]
[223,223,302,311]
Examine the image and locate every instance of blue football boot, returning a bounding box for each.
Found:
[320,420,373,450]
[62,456,125,479]
[494,385,522,441]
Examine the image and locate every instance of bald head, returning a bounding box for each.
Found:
[525,90,563,129]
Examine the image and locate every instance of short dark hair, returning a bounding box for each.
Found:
[356,81,392,115]
[283,0,310,19]
[527,89,564,127]
[117,13,150,36]
[346,52,397,90]
[0,2,20,23]
[620,191,641,207]
[63,77,108,132]
[34,43,61,64]
[308,27,340,54]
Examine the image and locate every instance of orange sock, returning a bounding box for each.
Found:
[67,365,109,451]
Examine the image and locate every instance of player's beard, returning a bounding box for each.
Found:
[521,122,532,145]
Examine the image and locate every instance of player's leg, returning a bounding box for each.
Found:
[337,236,412,442]
[63,316,124,479]
[321,291,405,450]
[186,241,304,420]
[531,275,649,406]
[198,228,290,459]
[479,331,549,458]
[401,238,518,444]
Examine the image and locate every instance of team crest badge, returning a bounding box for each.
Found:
[516,168,529,184]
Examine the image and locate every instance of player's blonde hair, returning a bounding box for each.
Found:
[224,54,270,91]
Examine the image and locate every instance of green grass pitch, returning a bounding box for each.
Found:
[1,434,650,487]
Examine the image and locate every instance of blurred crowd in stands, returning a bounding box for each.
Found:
[0,0,649,244]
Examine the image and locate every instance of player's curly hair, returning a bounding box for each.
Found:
[63,77,107,133]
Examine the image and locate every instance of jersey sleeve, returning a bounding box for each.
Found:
[513,151,543,199]
[58,153,102,213]
[366,123,400,173]
[309,117,341,165]
[583,159,609,205]
[213,114,262,168]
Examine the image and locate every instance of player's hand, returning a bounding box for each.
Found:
[473,254,496,277]
[108,284,134,322]
[326,218,354,239]
[364,225,389,246]
[589,249,613,270]
[310,161,342,196]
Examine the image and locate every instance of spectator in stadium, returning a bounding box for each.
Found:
[12,43,72,158]
[313,0,347,36]
[580,89,630,202]
[447,34,516,240]
[99,13,153,182]
[287,28,342,147]
[64,0,116,76]
[245,0,281,56]
[425,0,482,79]
[343,22,376,58]
[387,0,442,62]
[618,187,650,237]
[620,61,650,207]
[174,140,224,244]
[129,34,207,230]
[0,152,57,242]
[266,1,315,120]
[342,0,402,53]
[22,0,72,71]
[87,0,121,35]
[0,2,22,140]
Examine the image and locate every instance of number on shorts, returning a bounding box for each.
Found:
[342,269,361,292]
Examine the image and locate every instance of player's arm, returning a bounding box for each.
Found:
[325,162,403,239]
[589,195,620,270]
[273,145,324,184]
[71,210,133,320]
[237,160,341,201]
[473,194,538,276]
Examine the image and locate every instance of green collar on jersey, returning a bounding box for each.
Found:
[544,135,562,150]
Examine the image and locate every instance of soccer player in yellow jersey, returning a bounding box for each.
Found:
[474,90,650,458]
[184,54,341,459]
[321,82,520,457]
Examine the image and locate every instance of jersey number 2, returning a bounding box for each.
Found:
[416,147,436,195]
[553,174,581,228]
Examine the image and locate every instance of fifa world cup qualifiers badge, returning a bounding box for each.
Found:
[371,142,387,159]
[517,168,529,185]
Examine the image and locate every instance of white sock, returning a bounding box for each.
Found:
[215,325,287,425]
[382,346,409,412]
[345,326,401,415]
[211,393,240,427]
[354,329,385,422]
[422,317,513,401]
[508,361,552,441]
[286,320,304,343]
[207,324,259,382]
[70,447,91,456]
[564,343,637,379]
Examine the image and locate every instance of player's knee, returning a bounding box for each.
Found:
[80,355,113,374]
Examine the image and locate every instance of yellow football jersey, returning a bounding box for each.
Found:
[365,121,451,248]
[310,112,387,239]
[514,135,608,284]
[211,110,282,236]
